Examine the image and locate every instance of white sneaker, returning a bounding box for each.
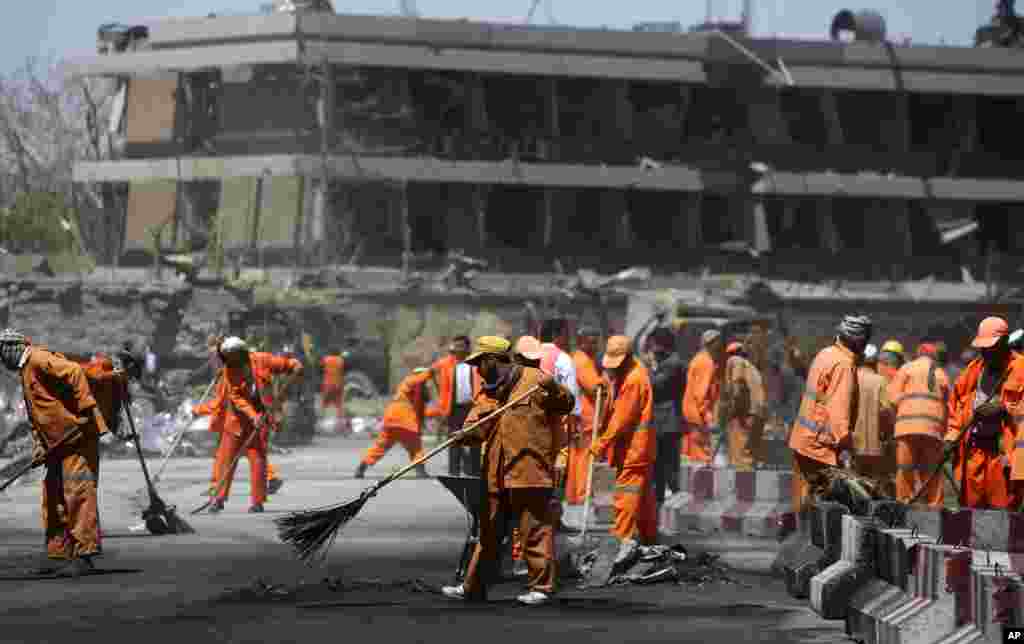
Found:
[516,591,550,606]
[441,584,466,600]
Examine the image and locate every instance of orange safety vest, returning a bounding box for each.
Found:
[597,361,655,469]
[889,356,950,441]
[788,342,858,466]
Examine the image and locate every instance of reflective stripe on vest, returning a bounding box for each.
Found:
[798,416,826,433]
[895,380,946,435]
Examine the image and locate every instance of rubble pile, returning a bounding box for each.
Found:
[577,544,747,589]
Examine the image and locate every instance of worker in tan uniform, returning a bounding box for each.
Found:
[682,330,724,463]
[0,329,112,576]
[442,336,574,606]
[851,343,896,497]
[720,342,767,471]
[889,342,950,506]
[788,315,871,513]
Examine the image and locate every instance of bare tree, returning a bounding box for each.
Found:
[0,56,124,262]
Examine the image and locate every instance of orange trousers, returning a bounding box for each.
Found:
[214,430,267,505]
[682,427,712,462]
[211,433,278,487]
[564,430,594,505]
[955,440,1022,510]
[791,452,830,514]
[612,465,658,544]
[361,427,423,466]
[895,435,943,507]
[42,429,101,560]
[464,488,557,599]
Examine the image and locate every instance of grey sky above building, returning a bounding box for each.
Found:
[3,1,993,73]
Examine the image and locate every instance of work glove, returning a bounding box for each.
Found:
[31,439,46,465]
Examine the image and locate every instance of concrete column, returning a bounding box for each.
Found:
[597,190,630,251]
[542,189,555,249]
[472,185,489,249]
[610,81,633,142]
[820,90,845,146]
[745,88,792,145]
[466,72,489,133]
[399,182,411,276]
[818,198,842,255]
[679,193,703,250]
[542,78,559,250]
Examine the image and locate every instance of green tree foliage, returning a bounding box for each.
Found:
[0,191,77,253]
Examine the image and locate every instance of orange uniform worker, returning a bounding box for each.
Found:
[851,344,896,497]
[442,336,575,606]
[788,315,870,513]
[566,326,605,507]
[949,317,1024,510]
[354,367,432,479]
[590,336,657,549]
[889,343,950,507]
[320,350,347,422]
[682,329,724,463]
[193,337,302,514]
[0,329,112,575]
[428,336,482,477]
[720,342,767,471]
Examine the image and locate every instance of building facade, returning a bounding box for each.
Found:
[70,12,1024,282]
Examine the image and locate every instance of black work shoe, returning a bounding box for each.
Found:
[267,478,284,495]
[208,500,225,514]
[248,504,264,513]
[354,463,368,479]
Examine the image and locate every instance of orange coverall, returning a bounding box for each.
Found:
[682,350,721,462]
[360,370,432,466]
[720,354,766,471]
[787,342,858,513]
[194,352,301,506]
[593,360,657,544]
[889,356,950,507]
[23,347,111,560]
[851,366,895,497]
[320,354,345,417]
[948,358,1024,510]
[564,349,603,505]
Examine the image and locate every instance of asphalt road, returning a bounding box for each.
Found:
[0,436,846,644]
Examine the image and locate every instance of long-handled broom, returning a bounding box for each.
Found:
[122,388,195,535]
[275,384,541,565]
[0,427,83,493]
[568,383,606,550]
[151,373,220,485]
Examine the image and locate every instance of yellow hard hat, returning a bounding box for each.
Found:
[881,340,904,355]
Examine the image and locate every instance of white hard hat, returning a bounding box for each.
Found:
[863,343,878,361]
[220,336,248,354]
[1010,329,1024,346]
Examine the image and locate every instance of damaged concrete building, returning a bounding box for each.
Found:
[68,9,1024,282]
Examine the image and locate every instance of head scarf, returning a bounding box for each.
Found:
[838,314,873,343]
[0,328,28,371]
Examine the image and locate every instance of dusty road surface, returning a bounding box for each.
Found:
[0,437,845,644]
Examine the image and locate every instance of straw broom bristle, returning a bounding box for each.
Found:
[274,494,370,564]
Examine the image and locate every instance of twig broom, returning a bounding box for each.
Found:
[275,384,541,565]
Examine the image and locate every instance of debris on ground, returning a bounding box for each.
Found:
[321,576,436,594]
[577,544,747,590]
[217,577,296,602]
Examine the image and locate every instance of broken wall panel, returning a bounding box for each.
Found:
[215,177,258,250]
[256,176,303,246]
[124,77,179,152]
[336,68,418,153]
[125,179,177,249]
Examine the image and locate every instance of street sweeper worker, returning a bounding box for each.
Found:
[949,317,1024,509]
[0,329,111,575]
[888,342,950,507]
[192,337,302,514]
[354,367,432,479]
[589,335,657,549]
[850,344,896,498]
[442,336,575,606]
[320,349,347,428]
[200,335,285,497]
[720,342,767,471]
[566,325,606,509]
[427,336,482,477]
[788,314,870,514]
[682,329,724,463]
